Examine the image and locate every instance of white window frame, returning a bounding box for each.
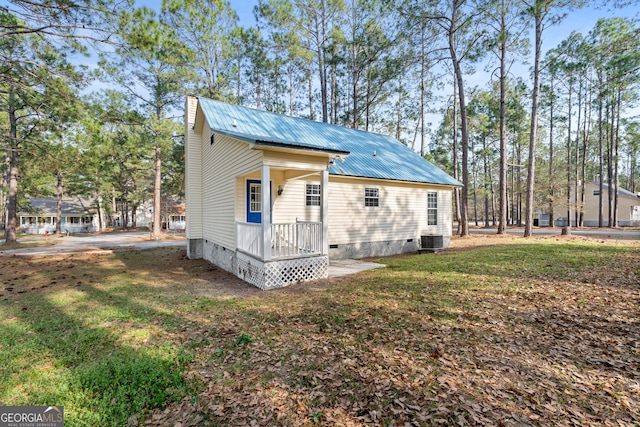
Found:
[249,183,262,213]
[364,187,379,207]
[306,183,321,206]
[427,191,438,225]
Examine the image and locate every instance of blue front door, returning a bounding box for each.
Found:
[246,180,262,223]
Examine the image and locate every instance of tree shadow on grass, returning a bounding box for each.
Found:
[0,252,226,426]
[3,243,638,425]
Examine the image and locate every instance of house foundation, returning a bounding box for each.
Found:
[237,252,329,290]
[328,237,450,259]
[187,238,203,259]
[196,239,329,290]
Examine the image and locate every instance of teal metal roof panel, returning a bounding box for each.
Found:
[197,97,461,186]
[213,128,350,156]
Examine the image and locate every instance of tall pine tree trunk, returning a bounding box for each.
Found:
[96,196,103,231]
[449,10,469,237]
[308,47,314,120]
[548,74,555,228]
[524,8,542,237]
[607,94,614,226]
[566,78,573,231]
[2,148,8,231]
[483,136,490,228]
[395,76,403,141]
[153,142,162,238]
[317,0,328,123]
[151,101,163,239]
[289,64,295,116]
[56,171,63,234]
[331,44,338,124]
[236,58,242,103]
[497,0,508,235]
[613,87,621,227]
[473,160,479,226]
[5,88,19,243]
[578,87,591,227]
[452,77,462,235]
[420,23,426,157]
[597,84,604,227]
[573,80,582,228]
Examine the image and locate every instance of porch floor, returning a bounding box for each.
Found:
[328,259,385,278]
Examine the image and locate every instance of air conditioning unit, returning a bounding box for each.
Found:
[419,235,444,253]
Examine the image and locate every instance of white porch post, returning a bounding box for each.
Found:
[261,165,272,261]
[321,169,329,255]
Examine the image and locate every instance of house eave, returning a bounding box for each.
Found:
[327,173,462,188]
[249,140,349,158]
[211,128,350,158]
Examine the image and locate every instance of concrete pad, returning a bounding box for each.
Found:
[328,258,385,278]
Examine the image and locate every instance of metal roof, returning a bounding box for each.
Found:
[591,182,639,199]
[197,97,461,187]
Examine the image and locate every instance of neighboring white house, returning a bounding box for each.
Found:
[548,182,640,227]
[168,213,186,230]
[112,199,185,230]
[19,197,100,234]
[165,199,186,230]
[185,96,461,289]
[112,204,152,229]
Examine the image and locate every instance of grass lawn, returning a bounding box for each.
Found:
[1,235,638,426]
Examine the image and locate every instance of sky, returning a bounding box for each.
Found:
[233,0,640,34]
[228,0,639,114]
[231,0,640,66]
[126,0,639,84]
[227,0,640,149]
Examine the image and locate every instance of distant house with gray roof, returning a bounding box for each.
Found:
[18,197,100,234]
[551,181,640,227]
[185,96,461,289]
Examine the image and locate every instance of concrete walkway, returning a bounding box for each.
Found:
[329,258,386,278]
[0,231,385,278]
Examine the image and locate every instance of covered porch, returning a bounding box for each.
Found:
[234,165,330,289]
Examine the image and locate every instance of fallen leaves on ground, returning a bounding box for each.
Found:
[142,237,640,426]
[2,236,639,426]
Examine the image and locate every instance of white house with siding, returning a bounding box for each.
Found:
[552,182,640,227]
[185,96,461,289]
[19,197,100,234]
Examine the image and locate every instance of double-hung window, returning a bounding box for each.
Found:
[364,187,379,207]
[306,184,321,206]
[427,191,438,225]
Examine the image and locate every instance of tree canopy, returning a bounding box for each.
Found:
[1,0,639,241]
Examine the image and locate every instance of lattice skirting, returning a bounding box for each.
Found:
[236,252,329,290]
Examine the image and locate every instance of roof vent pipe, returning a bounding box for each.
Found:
[373,150,377,157]
[233,119,237,127]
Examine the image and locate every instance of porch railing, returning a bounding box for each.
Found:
[272,222,322,258]
[236,221,322,260]
[236,222,263,258]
